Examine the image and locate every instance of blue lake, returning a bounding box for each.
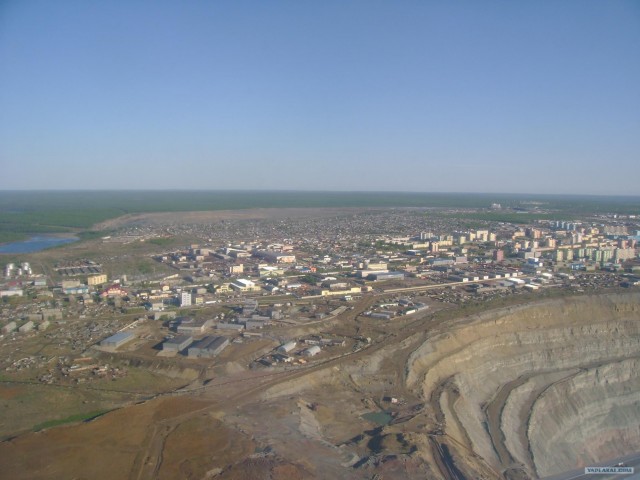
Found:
[0,236,79,254]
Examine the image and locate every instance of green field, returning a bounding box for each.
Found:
[1,190,639,243]
[32,409,112,432]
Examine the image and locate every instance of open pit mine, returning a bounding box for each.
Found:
[252,292,640,479]
[404,292,640,479]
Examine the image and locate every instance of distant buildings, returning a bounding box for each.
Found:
[253,250,296,263]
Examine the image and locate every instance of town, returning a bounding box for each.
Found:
[1,206,639,391]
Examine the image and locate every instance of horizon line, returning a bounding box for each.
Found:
[0,189,639,199]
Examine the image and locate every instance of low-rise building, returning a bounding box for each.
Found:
[100,331,135,349]
[87,274,108,286]
[100,285,127,298]
[64,285,89,295]
[187,336,229,358]
[162,335,193,352]
[303,345,321,357]
[175,317,213,335]
[277,341,296,354]
[367,271,405,281]
[217,322,244,331]
[230,279,261,292]
[215,283,232,294]
[154,310,176,321]
[0,289,23,297]
[2,321,17,334]
[244,319,267,330]
[228,264,244,274]
[18,321,34,333]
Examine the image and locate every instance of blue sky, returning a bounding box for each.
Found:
[0,1,639,194]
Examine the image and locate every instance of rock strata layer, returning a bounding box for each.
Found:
[406,293,640,478]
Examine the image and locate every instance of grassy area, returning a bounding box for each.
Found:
[32,409,112,432]
[147,237,177,247]
[0,201,124,243]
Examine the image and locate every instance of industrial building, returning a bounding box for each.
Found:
[367,271,405,281]
[63,285,89,295]
[217,322,244,331]
[154,310,176,321]
[364,261,387,271]
[429,258,455,267]
[303,345,321,357]
[230,279,261,292]
[187,336,229,358]
[162,335,193,352]
[277,341,296,354]
[100,331,135,349]
[174,317,213,335]
[242,299,258,315]
[2,321,17,334]
[18,321,35,333]
[244,319,266,330]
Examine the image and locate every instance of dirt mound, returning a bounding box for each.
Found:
[0,396,252,480]
[215,455,314,480]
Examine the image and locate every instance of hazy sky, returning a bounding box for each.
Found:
[1,1,639,194]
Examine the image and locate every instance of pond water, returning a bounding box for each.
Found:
[361,411,393,426]
[0,235,78,254]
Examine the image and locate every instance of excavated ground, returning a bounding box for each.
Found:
[405,292,640,478]
[1,292,638,479]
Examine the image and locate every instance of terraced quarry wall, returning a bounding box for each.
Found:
[406,292,640,478]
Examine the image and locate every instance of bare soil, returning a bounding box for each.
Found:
[1,293,638,480]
